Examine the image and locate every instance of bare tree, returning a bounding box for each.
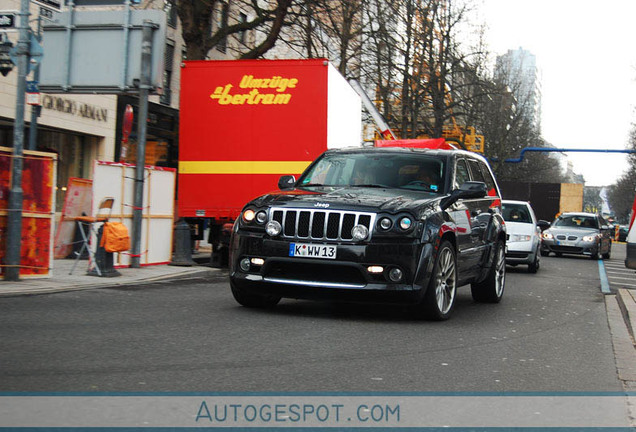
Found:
[267,0,365,76]
[172,0,294,60]
[356,0,492,143]
[608,129,636,223]
[359,0,401,131]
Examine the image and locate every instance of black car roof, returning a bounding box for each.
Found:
[324,145,483,161]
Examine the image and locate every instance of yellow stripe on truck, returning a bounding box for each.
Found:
[179,161,312,175]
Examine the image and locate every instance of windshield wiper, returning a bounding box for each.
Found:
[350,184,390,188]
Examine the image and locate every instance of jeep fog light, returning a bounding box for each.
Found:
[239,258,251,271]
[388,267,403,282]
[367,265,384,274]
[351,224,369,241]
[251,257,265,266]
[266,220,282,236]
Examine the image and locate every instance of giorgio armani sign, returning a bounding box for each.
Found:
[42,95,108,122]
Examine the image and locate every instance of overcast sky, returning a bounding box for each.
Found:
[478,0,636,186]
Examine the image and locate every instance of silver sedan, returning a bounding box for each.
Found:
[540,212,612,260]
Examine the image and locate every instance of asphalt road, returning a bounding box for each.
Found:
[0,253,621,393]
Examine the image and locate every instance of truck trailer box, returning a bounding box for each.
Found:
[177,59,361,220]
[497,181,583,222]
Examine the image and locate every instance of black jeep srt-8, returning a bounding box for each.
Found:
[229,146,506,320]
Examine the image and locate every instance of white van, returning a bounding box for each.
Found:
[626,221,636,269]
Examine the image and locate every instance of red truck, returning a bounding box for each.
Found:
[177,59,362,265]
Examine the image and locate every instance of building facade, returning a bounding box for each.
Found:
[495,47,542,133]
[0,0,348,217]
[0,0,184,213]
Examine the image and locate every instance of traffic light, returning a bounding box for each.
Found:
[0,35,15,77]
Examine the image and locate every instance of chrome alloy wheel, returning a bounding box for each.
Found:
[494,243,506,298]
[435,246,457,314]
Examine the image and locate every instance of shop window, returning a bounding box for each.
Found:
[160,43,174,106]
[38,130,96,213]
[122,140,170,167]
[164,0,177,28]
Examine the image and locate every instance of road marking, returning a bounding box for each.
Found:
[607,276,636,281]
[598,260,611,294]
[608,281,636,288]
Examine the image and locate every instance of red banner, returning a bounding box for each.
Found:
[0,147,57,277]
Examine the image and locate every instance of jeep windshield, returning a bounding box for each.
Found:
[298,152,446,193]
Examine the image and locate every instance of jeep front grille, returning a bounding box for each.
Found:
[271,208,376,241]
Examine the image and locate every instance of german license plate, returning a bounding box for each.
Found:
[557,240,574,246]
[289,243,337,259]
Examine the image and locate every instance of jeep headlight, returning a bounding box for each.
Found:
[242,209,256,223]
[399,217,413,230]
[378,217,392,231]
[255,210,268,224]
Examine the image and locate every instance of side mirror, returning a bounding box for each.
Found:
[601,225,610,231]
[440,181,488,210]
[537,220,550,231]
[278,175,296,190]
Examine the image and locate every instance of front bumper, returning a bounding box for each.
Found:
[229,233,434,304]
[541,238,598,256]
[505,241,536,265]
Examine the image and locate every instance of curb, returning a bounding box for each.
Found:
[0,267,225,298]
[616,288,636,346]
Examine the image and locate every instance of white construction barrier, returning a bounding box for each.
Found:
[91,161,176,267]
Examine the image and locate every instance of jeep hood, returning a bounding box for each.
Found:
[249,186,441,215]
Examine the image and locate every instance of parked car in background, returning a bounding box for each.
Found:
[618,225,629,242]
[229,146,507,320]
[540,212,612,260]
[501,200,547,273]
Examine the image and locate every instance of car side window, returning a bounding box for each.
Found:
[596,216,605,229]
[478,161,497,192]
[466,159,485,183]
[454,159,470,189]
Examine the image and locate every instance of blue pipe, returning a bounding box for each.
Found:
[502,147,636,163]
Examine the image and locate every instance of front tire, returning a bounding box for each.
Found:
[418,241,457,321]
[230,280,281,308]
[602,241,612,259]
[591,244,601,260]
[471,240,506,303]
[528,248,540,273]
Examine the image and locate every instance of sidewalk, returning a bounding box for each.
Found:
[605,243,636,347]
[0,252,221,297]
